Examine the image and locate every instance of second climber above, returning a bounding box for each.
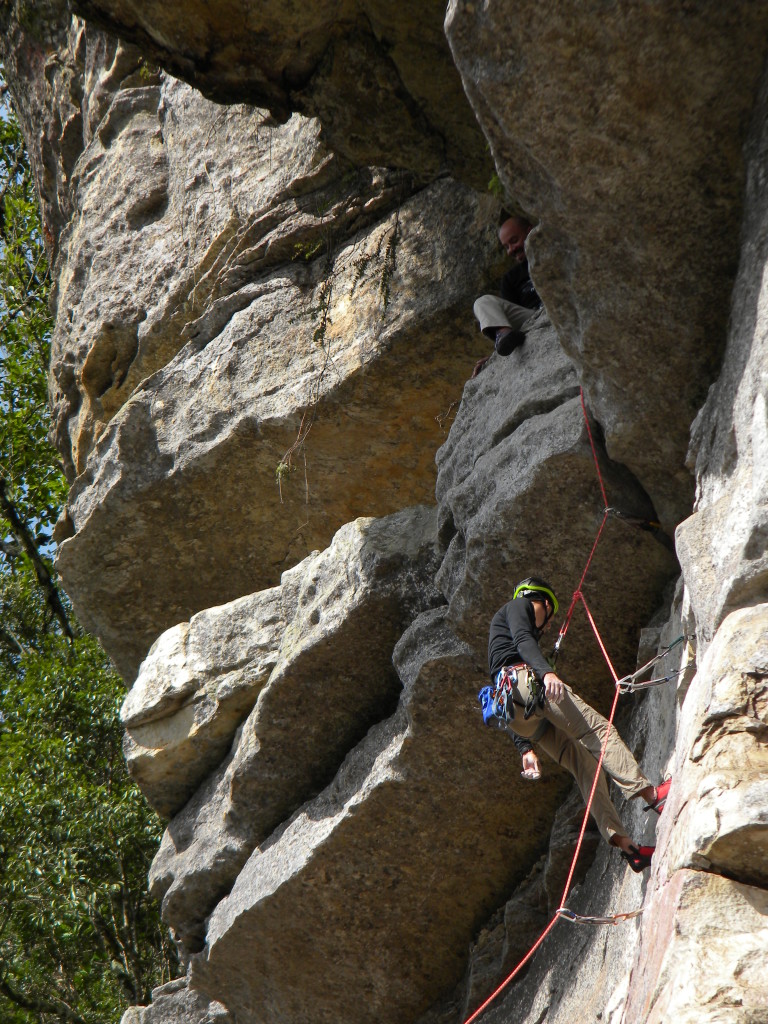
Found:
[471,213,543,378]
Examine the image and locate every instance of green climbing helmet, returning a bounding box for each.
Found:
[512,576,559,616]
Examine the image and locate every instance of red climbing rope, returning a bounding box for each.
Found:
[552,389,611,662]
[579,387,609,508]
[464,631,622,1024]
[462,389,632,1024]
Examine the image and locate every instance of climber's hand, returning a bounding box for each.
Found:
[521,750,541,780]
[543,672,565,704]
[471,355,491,378]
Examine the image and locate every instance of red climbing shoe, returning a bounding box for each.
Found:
[644,777,672,815]
[621,845,655,873]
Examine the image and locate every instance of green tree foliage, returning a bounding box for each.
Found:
[0,85,64,531]
[0,75,176,1023]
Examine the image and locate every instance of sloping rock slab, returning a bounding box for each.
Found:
[50,62,413,480]
[436,323,679,712]
[148,506,444,948]
[189,608,572,1024]
[453,787,600,1022]
[56,178,497,680]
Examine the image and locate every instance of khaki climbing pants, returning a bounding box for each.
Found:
[507,670,650,842]
[473,294,538,338]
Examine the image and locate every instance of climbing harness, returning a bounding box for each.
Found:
[556,906,643,926]
[465,388,679,1024]
[478,665,545,727]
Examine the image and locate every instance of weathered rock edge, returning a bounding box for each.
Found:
[142,504,443,950]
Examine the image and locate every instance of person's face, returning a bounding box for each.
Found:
[532,599,552,630]
[498,218,531,262]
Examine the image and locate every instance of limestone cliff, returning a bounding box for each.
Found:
[1,2,766,1023]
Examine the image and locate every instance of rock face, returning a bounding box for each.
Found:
[19,15,499,680]
[2,3,768,1024]
[123,506,443,821]
[445,1,768,531]
[68,0,492,186]
[119,978,231,1024]
[145,504,443,950]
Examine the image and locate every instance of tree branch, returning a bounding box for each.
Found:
[0,967,89,1024]
[0,477,74,639]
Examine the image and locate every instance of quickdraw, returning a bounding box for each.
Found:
[616,635,688,693]
[522,672,546,720]
[556,906,643,926]
[603,506,662,532]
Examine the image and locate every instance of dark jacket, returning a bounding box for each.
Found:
[501,261,541,310]
[487,597,553,758]
[488,597,553,681]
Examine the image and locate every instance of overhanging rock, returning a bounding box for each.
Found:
[69,0,491,184]
[55,153,497,679]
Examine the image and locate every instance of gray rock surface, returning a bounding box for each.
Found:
[189,607,572,1024]
[436,318,678,711]
[41,21,497,679]
[120,978,231,1024]
[147,505,443,948]
[676,67,768,648]
[658,604,768,889]
[121,586,284,818]
[624,870,768,1024]
[4,4,768,1024]
[48,61,418,482]
[445,1,768,530]
[67,0,491,186]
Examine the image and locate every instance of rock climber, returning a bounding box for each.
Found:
[471,213,542,378]
[482,577,671,871]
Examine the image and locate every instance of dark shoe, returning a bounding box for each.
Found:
[494,328,525,356]
[644,777,672,815]
[621,844,655,873]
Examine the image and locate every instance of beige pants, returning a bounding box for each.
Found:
[508,671,650,842]
[473,294,538,338]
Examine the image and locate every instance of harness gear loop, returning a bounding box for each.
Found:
[523,672,546,719]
